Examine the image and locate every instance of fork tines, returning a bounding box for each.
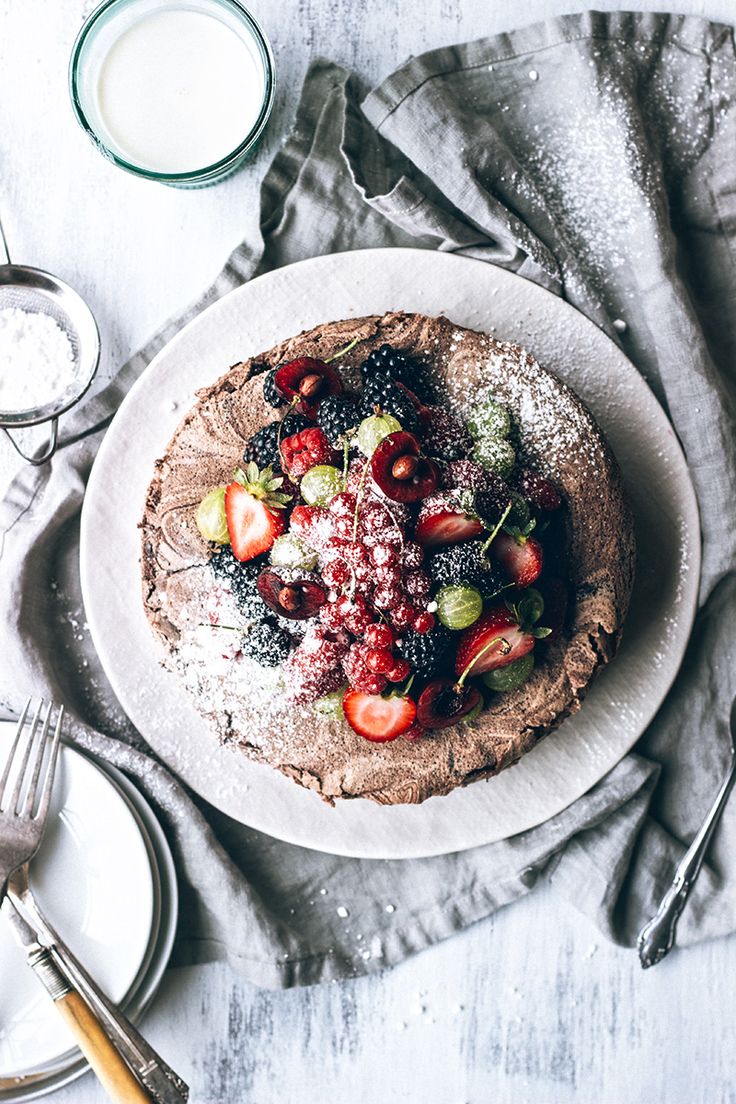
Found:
[0,699,64,818]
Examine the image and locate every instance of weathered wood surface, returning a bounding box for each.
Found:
[2,1,735,1101]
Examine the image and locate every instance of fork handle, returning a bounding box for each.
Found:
[28,947,152,1102]
[638,753,736,968]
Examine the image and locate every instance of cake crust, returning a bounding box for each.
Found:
[141,312,635,804]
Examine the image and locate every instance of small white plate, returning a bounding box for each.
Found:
[0,730,154,1078]
[80,248,700,859]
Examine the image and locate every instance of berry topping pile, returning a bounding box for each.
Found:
[195,342,568,744]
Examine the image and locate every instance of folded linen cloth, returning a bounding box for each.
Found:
[2,11,736,987]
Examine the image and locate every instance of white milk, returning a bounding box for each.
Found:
[94,9,266,173]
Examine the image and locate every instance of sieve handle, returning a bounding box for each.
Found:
[3,417,58,465]
[0,211,11,264]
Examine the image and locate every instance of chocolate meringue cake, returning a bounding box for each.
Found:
[140,311,635,805]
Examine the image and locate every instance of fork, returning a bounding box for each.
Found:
[637,694,736,968]
[0,700,186,1101]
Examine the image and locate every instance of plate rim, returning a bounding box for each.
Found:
[0,734,178,1099]
[80,247,700,858]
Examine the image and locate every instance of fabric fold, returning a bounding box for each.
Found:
[2,11,736,988]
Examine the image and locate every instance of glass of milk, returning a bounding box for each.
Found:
[69,0,275,187]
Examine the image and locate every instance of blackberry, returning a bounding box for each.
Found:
[316,394,359,445]
[360,344,433,402]
[242,412,310,468]
[210,549,269,619]
[360,376,418,432]
[397,624,451,677]
[262,367,285,408]
[429,540,505,599]
[241,620,292,667]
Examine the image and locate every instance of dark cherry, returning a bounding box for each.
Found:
[371,431,440,503]
[256,570,327,620]
[273,358,344,418]
[416,678,482,730]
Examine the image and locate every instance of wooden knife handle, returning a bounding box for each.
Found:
[28,947,151,1102]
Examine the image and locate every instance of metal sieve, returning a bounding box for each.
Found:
[0,217,100,465]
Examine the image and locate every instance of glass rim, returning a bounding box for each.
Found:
[68,0,275,182]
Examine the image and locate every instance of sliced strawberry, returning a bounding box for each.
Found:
[225,483,285,562]
[515,468,562,511]
[492,532,543,588]
[281,427,336,477]
[342,689,417,743]
[454,606,534,678]
[415,492,484,548]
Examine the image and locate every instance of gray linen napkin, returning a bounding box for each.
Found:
[2,11,736,987]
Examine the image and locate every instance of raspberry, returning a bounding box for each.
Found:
[404,570,431,600]
[376,564,402,587]
[280,426,334,477]
[373,584,401,610]
[284,626,350,703]
[419,405,473,460]
[390,602,415,630]
[364,623,394,649]
[402,542,424,570]
[342,595,376,635]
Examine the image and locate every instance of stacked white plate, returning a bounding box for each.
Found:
[0,726,178,1101]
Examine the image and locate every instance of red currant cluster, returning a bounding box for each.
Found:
[283,482,441,702]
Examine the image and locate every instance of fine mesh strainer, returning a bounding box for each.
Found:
[0,217,100,465]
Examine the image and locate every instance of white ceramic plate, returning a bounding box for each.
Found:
[80,248,700,859]
[0,732,154,1078]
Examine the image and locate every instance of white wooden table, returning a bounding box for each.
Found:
[2,2,736,1101]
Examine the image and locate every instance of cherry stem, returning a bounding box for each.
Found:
[457,634,511,688]
[352,458,370,544]
[325,336,359,363]
[481,499,512,557]
[342,437,350,488]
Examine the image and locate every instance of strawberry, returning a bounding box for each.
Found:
[415,492,484,548]
[492,531,543,588]
[224,463,291,562]
[342,688,417,742]
[281,427,335,477]
[454,606,534,678]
